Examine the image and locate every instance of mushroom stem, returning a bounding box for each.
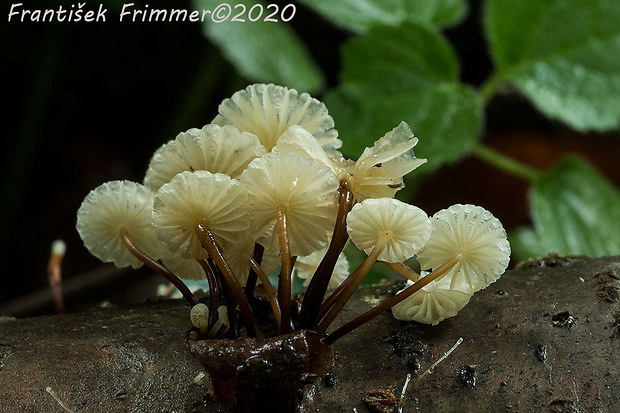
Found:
[249,257,282,329]
[47,240,66,315]
[315,236,390,337]
[194,221,256,338]
[299,183,354,329]
[210,258,240,337]
[119,229,198,307]
[198,259,220,329]
[244,243,264,298]
[322,255,461,345]
[381,261,422,282]
[276,206,294,333]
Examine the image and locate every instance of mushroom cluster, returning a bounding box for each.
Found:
[76,83,510,343]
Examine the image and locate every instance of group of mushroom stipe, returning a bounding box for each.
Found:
[76,82,510,357]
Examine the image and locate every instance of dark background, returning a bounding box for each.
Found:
[3,0,618,316]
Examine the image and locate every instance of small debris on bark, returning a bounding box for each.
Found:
[535,344,548,363]
[516,252,581,269]
[598,285,619,302]
[364,385,399,413]
[457,365,477,388]
[594,269,619,302]
[324,374,337,387]
[552,311,577,329]
[548,398,579,412]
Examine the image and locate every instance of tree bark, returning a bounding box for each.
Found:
[1,254,619,412]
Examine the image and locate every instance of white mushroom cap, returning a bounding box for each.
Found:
[391,277,473,325]
[273,125,353,181]
[76,180,165,269]
[152,170,251,260]
[239,151,339,257]
[294,245,350,289]
[222,232,279,286]
[190,303,210,329]
[160,254,205,281]
[212,83,341,153]
[417,204,511,292]
[347,122,427,200]
[144,124,266,192]
[346,198,431,263]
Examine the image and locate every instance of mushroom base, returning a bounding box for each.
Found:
[187,330,333,412]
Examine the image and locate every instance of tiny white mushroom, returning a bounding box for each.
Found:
[77,180,199,306]
[213,83,342,153]
[144,124,266,192]
[416,204,511,293]
[346,198,431,263]
[346,122,427,200]
[240,151,339,257]
[240,151,339,332]
[391,277,473,325]
[76,180,165,269]
[152,170,256,335]
[190,303,210,329]
[316,198,431,336]
[152,170,251,260]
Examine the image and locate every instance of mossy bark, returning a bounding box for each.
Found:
[1,255,619,412]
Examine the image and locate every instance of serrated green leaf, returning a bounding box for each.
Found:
[297,0,467,32]
[485,0,620,131]
[193,0,324,93]
[325,23,481,169]
[527,156,620,257]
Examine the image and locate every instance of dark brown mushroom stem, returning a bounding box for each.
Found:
[299,183,354,330]
[322,255,461,345]
[276,206,294,334]
[315,236,390,337]
[315,269,352,322]
[209,258,239,337]
[194,221,256,338]
[244,243,264,298]
[118,229,198,307]
[198,259,220,329]
[248,257,282,329]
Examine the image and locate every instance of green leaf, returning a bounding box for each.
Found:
[193,0,324,93]
[509,227,544,262]
[297,0,467,32]
[524,156,620,258]
[484,0,620,131]
[326,22,481,169]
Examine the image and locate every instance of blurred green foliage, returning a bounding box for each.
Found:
[192,0,620,263]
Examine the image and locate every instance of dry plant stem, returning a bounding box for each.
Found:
[277,206,294,334]
[249,257,282,328]
[406,337,463,397]
[315,236,390,337]
[46,387,76,413]
[300,184,354,329]
[382,261,422,282]
[194,222,256,337]
[198,259,220,328]
[322,255,461,345]
[119,229,198,307]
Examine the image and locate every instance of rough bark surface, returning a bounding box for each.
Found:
[1,255,620,412]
